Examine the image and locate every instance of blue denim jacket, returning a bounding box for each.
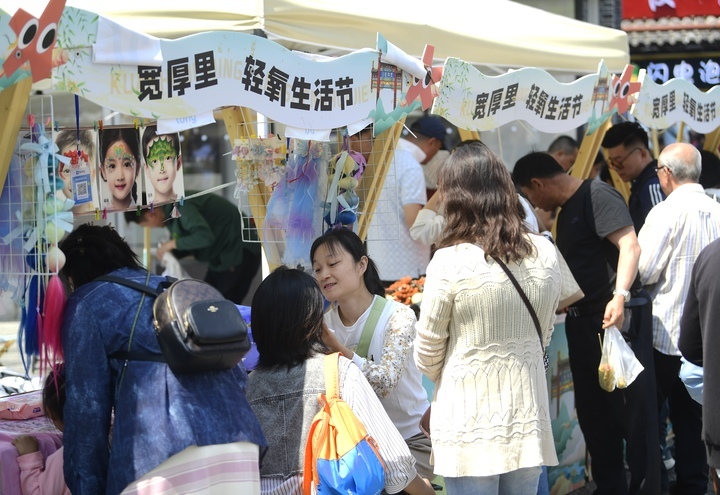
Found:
[61,268,267,495]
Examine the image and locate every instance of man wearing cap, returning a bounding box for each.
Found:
[398,115,450,199]
[638,143,720,495]
[602,122,666,232]
[349,126,429,284]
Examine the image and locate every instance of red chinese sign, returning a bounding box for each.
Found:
[623,0,720,19]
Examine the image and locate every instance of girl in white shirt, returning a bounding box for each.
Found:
[310,229,433,479]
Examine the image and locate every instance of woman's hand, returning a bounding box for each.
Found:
[157,239,177,260]
[12,435,39,456]
[322,323,354,360]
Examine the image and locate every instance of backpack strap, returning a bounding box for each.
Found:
[324,352,341,400]
[95,274,169,382]
[355,297,388,359]
[303,354,341,495]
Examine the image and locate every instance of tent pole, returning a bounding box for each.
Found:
[0,78,33,197]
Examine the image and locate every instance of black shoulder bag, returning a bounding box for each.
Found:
[492,256,550,372]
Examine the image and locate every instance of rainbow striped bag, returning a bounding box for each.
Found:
[302,353,386,495]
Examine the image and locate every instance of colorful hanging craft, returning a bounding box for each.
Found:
[232,134,286,196]
[323,133,367,232]
[263,139,329,269]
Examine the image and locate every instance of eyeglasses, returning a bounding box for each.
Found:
[608,147,641,171]
[655,165,669,174]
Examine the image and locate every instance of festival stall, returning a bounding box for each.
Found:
[430,52,720,492]
[0,1,647,493]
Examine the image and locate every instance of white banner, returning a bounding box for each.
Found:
[431,58,598,133]
[632,74,720,133]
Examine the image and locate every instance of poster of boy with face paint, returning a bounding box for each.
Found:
[55,129,99,215]
[141,125,185,205]
[99,127,142,211]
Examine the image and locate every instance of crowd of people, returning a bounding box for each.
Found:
[13,116,720,495]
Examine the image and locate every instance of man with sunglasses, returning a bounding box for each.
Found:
[602,122,666,232]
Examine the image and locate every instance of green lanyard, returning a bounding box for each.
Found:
[355,296,388,359]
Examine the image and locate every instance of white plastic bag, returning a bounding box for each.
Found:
[598,325,644,392]
[160,252,191,280]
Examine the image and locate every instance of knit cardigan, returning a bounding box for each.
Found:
[414,236,560,477]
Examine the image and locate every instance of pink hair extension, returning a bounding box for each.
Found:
[40,275,66,373]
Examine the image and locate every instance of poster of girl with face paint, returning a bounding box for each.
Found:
[98,128,142,211]
[141,125,185,205]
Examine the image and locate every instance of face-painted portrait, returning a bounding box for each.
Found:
[54,129,99,215]
[98,128,142,211]
[142,125,184,205]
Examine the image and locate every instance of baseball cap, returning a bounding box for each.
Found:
[410,116,448,150]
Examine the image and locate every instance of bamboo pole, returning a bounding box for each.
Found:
[357,119,405,241]
[0,78,33,197]
[457,128,480,142]
[703,127,720,154]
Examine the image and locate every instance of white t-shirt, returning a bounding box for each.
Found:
[325,297,429,439]
[366,149,429,281]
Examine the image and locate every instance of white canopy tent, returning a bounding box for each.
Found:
[6,0,629,74]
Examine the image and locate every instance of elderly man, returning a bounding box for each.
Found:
[513,152,660,495]
[638,142,720,495]
[602,122,666,232]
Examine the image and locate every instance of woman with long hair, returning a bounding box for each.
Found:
[414,141,561,494]
[309,228,433,479]
[246,266,434,495]
[57,224,266,494]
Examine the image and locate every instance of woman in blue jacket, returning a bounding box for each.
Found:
[58,224,266,494]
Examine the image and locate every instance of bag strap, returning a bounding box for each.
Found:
[355,296,388,359]
[492,256,544,351]
[323,352,341,399]
[95,275,173,296]
[302,353,341,495]
[95,271,154,393]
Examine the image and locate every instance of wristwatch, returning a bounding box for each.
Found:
[613,288,631,303]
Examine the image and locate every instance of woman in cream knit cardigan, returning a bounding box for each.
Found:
[414,141,561,495]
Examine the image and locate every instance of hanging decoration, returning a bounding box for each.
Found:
[323,133,367,232]
[232,134,287,196]
[263,139,329,270]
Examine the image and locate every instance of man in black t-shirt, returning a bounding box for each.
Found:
[513,152,660,495]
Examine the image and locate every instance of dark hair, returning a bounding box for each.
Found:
[548,135,578,154]
[309,228,385,297]
[594,150,606,166]
[700,150,720,189]
[602,121,649,149]
[42,363,66,425]
[251,266,328,370]
[438,141,533,262]
[512,151,565,188]
[99,128,141,203]
[141,125,181,160]
[58,224,143,291]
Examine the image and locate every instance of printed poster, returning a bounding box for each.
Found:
[141,125,185,205]
[53,128,100,216]
[98,127,142,212]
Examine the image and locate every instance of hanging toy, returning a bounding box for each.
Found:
[323,132,367,232]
